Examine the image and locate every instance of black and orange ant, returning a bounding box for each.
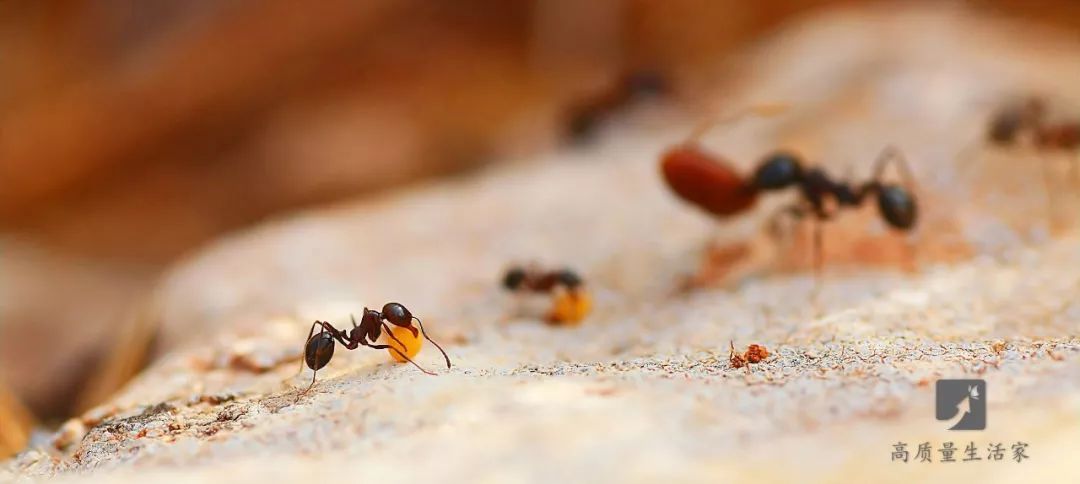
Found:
[300,302,450,393]
[502,265,592,324]
[660,105,918,278]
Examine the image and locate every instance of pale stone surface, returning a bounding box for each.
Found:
[6,6,1080,483]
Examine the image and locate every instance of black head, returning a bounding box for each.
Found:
[555,269,583,289]
[502,267,527,290]
[988,111,1022,144]
[304,330,335,371]
[751,152,804,190]
[381,302,413,327]
[876,184,917,230]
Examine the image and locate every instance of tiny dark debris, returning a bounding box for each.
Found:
[216,404,248,422]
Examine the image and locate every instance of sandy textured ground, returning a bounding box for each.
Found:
[5,6,1080,483]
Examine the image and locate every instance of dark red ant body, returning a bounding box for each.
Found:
[300,302,450,393]
[660,106,918,275]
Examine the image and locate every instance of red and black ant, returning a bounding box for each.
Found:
[502,265,592,324]
[660,105,918,278]
[300,302,450,393]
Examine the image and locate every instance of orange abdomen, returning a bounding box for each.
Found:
[660,145,758,217]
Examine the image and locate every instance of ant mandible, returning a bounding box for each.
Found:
[300,302,451,393]
[502,265,592,324]
[659,105,919,277]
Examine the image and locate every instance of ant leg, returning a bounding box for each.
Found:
[382,322,411,350]
[764,202,808,271]
[297,321,355,397]
[298,323,328,398]
[381,320,450,370]
[808,209,836,313]
[413,317,452,368]
[812,217,824,298]
[685,103,790,143]
[299,321,322,376]
[1071,151,1079,184]
[363,338,437,376]
[303,362,318,396]
[1039,152,1057,230]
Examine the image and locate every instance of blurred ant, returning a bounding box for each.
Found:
[299,302,450,393]
[564,70,669,143]
[503,265,583,293]
[502,265,592,324]
[660,105,918,279]
[987,96,1080,180]
[988,96,1080,153]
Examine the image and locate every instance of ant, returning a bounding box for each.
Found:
[987,95,1080,180]
[660,105,918,279]
[564,70,669,143]
[299,302,450,393]
[988,96,1080,154]
[980,95,1080,228]
[502,265,592,324]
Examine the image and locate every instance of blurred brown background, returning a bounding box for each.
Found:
[1,0,1078,444]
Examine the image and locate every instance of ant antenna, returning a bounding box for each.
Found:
[413,317,452,369]
[685,102,790,144]
[870,145,917,189]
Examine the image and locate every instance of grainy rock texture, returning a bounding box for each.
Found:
[6,6,1080,483]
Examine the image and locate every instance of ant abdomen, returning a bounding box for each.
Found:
[304,331,335,371]
[660,145,758,216]
[876,185,918,230]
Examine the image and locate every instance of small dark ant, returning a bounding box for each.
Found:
[987,96,1080,179]
[502,265,591,324]
[299,302,450,393]
[660,105,918,278]
[988,97,1080,151]
[564,70,669,143]
[503,266,583,293]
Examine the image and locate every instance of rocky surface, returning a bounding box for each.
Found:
[6,6,1080,483]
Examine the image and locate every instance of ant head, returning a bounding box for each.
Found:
[555,269,583,289]
[381,302,413,327]
[989,111,1022,144]
[752,152,804,190]
[304,330,335,371]
[876,184,918,230]
[502,267,527,290]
